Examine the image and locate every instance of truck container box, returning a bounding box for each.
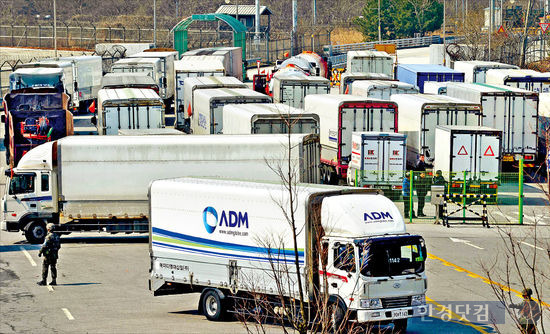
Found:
[305,94,398,182]
[182,47,243,81]
[97,88,164,135]
[101,73,159,92]
[222,103,319,135]
[346,50,394,77]
[423,81,448,95]
[271,72,330,108]
[485,68,550,93]
[453,61,518,83]
[396,64,464,93]
[112,58,166,98]
[192,88,271,135]
[129,51,178,100]
[118,128,183,135]
[339,72,393,94]
[351,80,417,99]
[390,93,482,167]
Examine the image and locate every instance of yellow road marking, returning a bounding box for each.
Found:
[428,253,549,307]
[426,297,491,334]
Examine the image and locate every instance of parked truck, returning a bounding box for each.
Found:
[101,72,159,92]
[128,51,178,103]
[390,94,482,168]
[339,72,393,94]
[445,82,539,170]
[179,76,246,133]
[396,64,464,93]
[174,55,226,129]
[2,89,73,167]
[346,50,394,77]
[271,71,330,108]
[15,56,102,113]
[149,178,428,332]
[423,82,448,95]
[1,133,320,243]
[222,103,319,135]
[191,88,272,135]
[111,58,165,98]
[351,80,418,100]
[305,94,399,184]
[95,88,165,135]
[453,61,518,83]
[347,132,406,199]
[182,47,243,81]
[485,68,550,93]
[276,51,329,78]
[434,125,502,198]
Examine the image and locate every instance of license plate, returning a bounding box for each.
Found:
[392,310,409,319]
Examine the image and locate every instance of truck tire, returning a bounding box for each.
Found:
[393,319,408,333]
[201,289,226,321]
[329,301,346,333]
[24,220,47,244]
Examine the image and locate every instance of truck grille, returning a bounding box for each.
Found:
[382,296,411,309]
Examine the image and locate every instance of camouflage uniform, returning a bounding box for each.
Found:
[38,225,61,285]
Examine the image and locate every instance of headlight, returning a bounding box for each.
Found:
[411,294,426,306]
[360,298,382,309]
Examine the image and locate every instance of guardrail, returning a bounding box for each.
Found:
[323,35,443,56]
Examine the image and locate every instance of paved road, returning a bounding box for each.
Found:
[2,220,548,333]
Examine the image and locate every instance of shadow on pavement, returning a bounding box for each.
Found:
[60,235,148,244]
[408,316,496,333]
[54,282,101,286]
[0,244,41,252]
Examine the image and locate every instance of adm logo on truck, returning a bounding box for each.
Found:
[364,211,393,223]
[203,206,249,234]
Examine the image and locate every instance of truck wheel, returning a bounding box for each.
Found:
[329,172,339,185]
[393,319,408,333]
[329,302,346,333]
[24,220,47,244]
[201,290,226,321]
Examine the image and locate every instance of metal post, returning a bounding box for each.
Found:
[378,0,382,41]
[53,0,57,57]
[443,0,446,65]
[462,170,467,223]
[255,0,260,40]
[153,0,157,47]
[410,171,414,223]
[519,159,524,224]
[313,0,317,25]
[489,0,493,60]
[291,0,297,56]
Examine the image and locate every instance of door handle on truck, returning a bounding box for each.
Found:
[30,204,36,208]
[331,283,338,288]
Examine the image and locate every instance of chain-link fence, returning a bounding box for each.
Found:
[351,169,549,226]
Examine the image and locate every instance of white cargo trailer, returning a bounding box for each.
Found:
[445,82,539,167]
[339,72,393,94]
[453,61,519,83]
[96,88,164,135]
[222,103,319,134]
[16,56,102,112]
[346,51,394,77]
[347,132,406,198]
[191,88,271,135]
[434,126,501,196]
[111,57,164,93]
[485,68,550,93]
[305,94,399,183]
[351,80,418,99]
[1,134,320,243]
[101,72,159,91]
[179,76,246,132]
[118,128,184,135]
[129,51,178,101]
[149,178,428,331]
[182,47,243,81]
[174,56,226,128]
[423,81,448,95]
[271,72,330,108]
[390,94,482,167]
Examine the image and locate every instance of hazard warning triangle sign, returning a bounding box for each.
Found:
[540,22,550,34]
[457,145,468,155]
[484,146,495,156]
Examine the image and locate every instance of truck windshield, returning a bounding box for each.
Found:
[9,173,36,195]
[358,236,426,277]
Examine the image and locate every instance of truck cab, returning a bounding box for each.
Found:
[1,142,55,243]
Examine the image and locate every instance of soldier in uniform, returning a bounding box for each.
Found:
[37,223,61,286]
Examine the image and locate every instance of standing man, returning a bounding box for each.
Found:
[509,288,541,334]
[403,172,416,219]
[416,172,428,217]
[37,223,61,286]
[415,154,426,172]
[432,170,446,222]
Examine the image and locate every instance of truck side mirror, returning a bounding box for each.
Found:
[0,114,5,123]
[4,169,11,176]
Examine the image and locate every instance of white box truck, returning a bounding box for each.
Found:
[16,56,102,113]
[96,88,165,135]
[434,125,501,196]
[222,103,319,135]
[445,82,539,169]
[111,58,166,99]
[339,72,393,94]
[129,51,178,102]
[101,72,159,92]
[149,178,428,332]
[453,61,519,83]
[1,134,320,243]
[423,82,448,95]
[174,56,226,129]
[305,94,399,184]
[485,68,550,93]
[347,132,406,198]
[179,76,246,133]
[182,47,243,81]
[351,80,418,100]
[390,94,483,168]
[346,51,394,77]
[271,72,330,108]
[191,88,272,135]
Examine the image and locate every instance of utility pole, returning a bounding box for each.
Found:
[292,0,297,56]
[313,0,317,25]
[489,0,493,60]
[443,0,446,66]
[255,0,260,41]
[378,0,382,41]
[153,0,157,47]
[53,0,57,57]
